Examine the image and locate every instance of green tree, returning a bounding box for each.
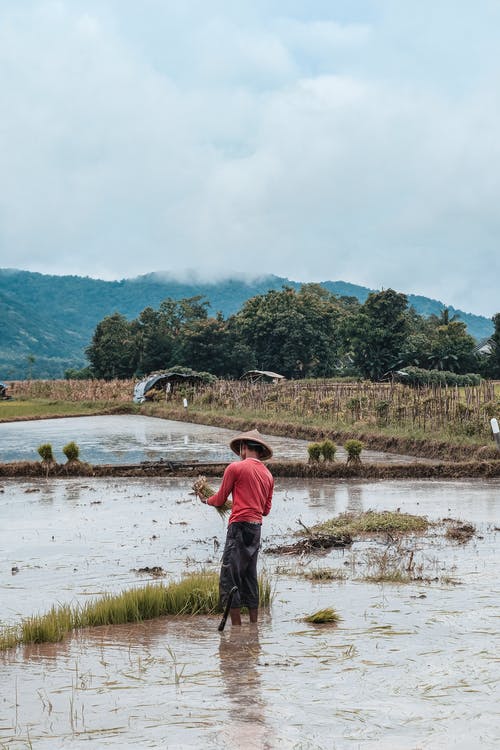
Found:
[175,314,230,376]
[85,296,213,378]
[425,319,478,373]
[479,313,500,378]
[347,289,411,380]
[231,285,342,378]
[135,306,174,374]
[85,313,137,379]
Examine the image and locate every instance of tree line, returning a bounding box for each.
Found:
[71,285,500,381]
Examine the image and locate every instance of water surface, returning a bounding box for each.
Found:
[0,414,432,464]
[0,475,498,749]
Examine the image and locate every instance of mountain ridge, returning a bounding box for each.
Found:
[0,268,493,379]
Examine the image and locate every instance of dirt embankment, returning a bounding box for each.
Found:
[142,406,500,463]
[1,459,500,479]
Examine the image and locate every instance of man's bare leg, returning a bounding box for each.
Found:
[230,608,242,626]
[249,608,258,623]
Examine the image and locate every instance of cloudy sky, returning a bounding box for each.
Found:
[1,1,499,316]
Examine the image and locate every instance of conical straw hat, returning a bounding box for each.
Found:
[229,429,273,461]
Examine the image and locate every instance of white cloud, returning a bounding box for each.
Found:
[0,1,499,316]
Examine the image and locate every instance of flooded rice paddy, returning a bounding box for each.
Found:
[0,418,499,749]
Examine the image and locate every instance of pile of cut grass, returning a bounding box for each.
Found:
[0,571,272,652]
[310,510,429,538]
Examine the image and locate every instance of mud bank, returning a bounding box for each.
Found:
[1,457,500,478]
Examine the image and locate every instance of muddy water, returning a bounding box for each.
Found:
[1,475,499,749]
[0,414,432,464]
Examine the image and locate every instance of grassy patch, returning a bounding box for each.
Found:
[0,571,272,652]
[310,510,429,537]
[0,400,113,421]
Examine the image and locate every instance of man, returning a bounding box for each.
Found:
[197,429,274,626]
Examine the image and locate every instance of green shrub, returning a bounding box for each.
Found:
[37,443,54,463]
[400,367,482,387]
[345,439,363,464]
[62,441,80,462]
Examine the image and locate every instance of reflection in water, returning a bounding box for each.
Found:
[38,481,56,504]
[217,626,275,749]
[64,483,85,506]
[346,484,363,513]
[308,483,336,510]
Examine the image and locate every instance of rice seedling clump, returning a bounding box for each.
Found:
[0,571,273,652]
[344,439,363,464]
[192,476,232,519]
[62,441,80,462]
[307,443,322,463]
[37,443,54,463]
[303,608,340,624]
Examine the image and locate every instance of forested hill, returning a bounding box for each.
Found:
[0,268,494,379]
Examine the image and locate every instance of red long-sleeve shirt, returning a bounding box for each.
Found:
[207,458,274,524]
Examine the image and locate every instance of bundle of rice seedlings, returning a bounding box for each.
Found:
[307,443,322,463]
[62,441,80,462]
[320,439,336,462]
[37,443,54,463]
[345,439,363,464]
[192,476,232,519]
[303,607,340,624]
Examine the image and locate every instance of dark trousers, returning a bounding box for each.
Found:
[219,521,261,609]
